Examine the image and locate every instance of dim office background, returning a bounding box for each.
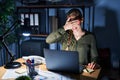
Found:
[0,0,120,72]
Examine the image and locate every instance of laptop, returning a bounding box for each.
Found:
[44,48,84,74]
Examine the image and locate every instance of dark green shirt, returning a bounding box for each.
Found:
[46,28,98,65]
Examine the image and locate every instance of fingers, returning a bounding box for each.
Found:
[63,22,73,31]
[87,62,96,70]
[64,19,79,31]
[91,63,96,69]
[66,18,79,24]
[64,18,73,31]
[66,17,71,22]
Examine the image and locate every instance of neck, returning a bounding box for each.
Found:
[73,29,85,40]
[73,28,83,35]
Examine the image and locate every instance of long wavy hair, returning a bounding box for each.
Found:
[66,8,83,47]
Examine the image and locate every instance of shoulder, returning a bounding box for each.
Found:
[83,30,96,41]
[84,30,95,37]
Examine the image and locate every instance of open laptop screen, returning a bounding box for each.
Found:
[44,48,80,73]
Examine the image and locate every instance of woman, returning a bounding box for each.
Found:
[46,8,99,69]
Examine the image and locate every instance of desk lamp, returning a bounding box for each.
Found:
[0,20,21,69]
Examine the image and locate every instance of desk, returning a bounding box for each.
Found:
[0,58,101,80]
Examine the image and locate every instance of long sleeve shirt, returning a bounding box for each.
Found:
[46,28,98,65]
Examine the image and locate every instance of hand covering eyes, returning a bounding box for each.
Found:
[68,16,80,22]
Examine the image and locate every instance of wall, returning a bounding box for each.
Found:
[94,0,120,68]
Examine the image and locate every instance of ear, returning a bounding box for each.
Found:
[81,18,84,23]
[77,18,83,25]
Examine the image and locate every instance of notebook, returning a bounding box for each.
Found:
[44,48,84,74]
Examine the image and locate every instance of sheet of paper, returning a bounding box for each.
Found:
[2,69,27,79]
[83,68,94,73]
[2,69,74,80]
[36,70,72,80]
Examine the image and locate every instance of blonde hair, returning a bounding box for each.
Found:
[66,8,83,20]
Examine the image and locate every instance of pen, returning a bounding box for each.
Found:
[31,58,34,64]
[85,68,90,73]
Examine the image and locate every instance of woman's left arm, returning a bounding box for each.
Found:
[87,35,100,69]
[90,35,98,63]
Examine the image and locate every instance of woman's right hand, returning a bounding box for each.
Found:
[63,18,73,31]
[63,18,80,31]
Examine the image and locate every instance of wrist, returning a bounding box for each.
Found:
[63,25,67,31]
